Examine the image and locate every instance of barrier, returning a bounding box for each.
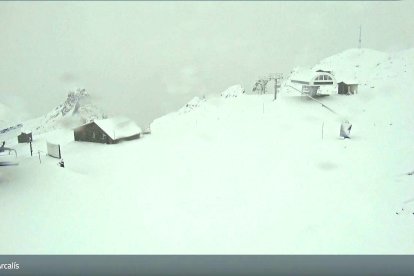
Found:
[46,142,61,159]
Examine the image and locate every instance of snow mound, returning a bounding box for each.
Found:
[221,84,245,98]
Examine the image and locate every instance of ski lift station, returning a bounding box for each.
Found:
[289,69,358,96]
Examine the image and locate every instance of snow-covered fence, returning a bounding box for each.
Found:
[46,142,61,159]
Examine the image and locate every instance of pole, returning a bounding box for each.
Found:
[322,122,324,140]
[273,74,282,101]
[38,150,41,164]
[29,141,33,156]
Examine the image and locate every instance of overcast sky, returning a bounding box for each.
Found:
[1,1,413,127]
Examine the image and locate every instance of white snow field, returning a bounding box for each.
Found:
[1,48,414,254]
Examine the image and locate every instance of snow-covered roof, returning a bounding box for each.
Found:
[337,79,359,85]
[94,116,142,140]
[290,68,316,82]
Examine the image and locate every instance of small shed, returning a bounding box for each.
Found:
[338,81,358,95]
[74,116,142,144]
[17,132,32,143]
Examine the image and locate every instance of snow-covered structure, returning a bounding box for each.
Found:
[252,75,283,95]
[337,81,359,95]
[46,141,61,159]
[289,68,337,96]
[340,121,352,138]
[74,116,142,144]
[288,66,360,96]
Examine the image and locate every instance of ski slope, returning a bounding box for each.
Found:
[0,48,413,254]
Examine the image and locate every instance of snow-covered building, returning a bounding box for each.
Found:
[290,69,337,96]
[337,81,359,95]
[74,116,142,144]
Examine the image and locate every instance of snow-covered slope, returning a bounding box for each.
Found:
[314,48,389,85]
[23,88,106,134]
[1,48,414,254]
[177,96,207,114]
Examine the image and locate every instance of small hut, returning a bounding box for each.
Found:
[338,81,359,95]
[74,116,141,144]
[17,132,32,143]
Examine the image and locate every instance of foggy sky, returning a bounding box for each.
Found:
[1,1,413,127]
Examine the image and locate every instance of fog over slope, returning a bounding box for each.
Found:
[1,2,413,127]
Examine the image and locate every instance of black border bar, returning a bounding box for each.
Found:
[1,255,414,275]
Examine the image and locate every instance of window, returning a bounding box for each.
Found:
[102,133,106,140]
[92,132,96,139]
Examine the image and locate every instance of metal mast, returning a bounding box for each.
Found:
[272,73,283,101]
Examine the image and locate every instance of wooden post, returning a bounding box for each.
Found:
[274,78,278,101]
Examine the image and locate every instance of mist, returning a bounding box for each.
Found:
[1,1,413,127]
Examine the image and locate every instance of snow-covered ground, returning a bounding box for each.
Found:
[1,48,414,254]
